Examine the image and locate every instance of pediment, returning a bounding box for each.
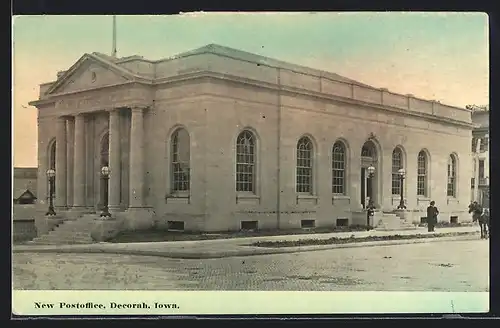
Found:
[46,55,134,95]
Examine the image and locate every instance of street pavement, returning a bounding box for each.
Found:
[14,226,479,259]
[13,239,489,291]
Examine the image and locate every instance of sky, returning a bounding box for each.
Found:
[12,12,489,167]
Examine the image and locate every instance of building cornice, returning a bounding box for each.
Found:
[153,71,475,129]
[30,69,474,129]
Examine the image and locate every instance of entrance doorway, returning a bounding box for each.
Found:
[98,132,109,211]
[361,140,378,209]
[360,167,374,209]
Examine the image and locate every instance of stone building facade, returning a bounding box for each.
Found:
[470,107,489,207]
[29,44,474,235]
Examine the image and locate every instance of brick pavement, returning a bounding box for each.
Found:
[12,239,489,291]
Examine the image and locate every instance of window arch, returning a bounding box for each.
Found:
[361,142,376,159]
[417,150,428,196]
[332,141,346,195]
[391,147,404,195]
[447,154,457,197]
[296,136,314,193]
[170,128,190,192]
[236,130,256,192]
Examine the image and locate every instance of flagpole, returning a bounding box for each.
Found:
[112,15,117,57]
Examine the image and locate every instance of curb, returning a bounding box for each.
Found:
[13,233,481,259]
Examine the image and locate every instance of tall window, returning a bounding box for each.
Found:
[332,141,346,194]
[391,148,403,195]
[472,137,478,152]
[236,130,256,192]
[417,150,428,196]
[170,128,190,192]
[447,154,457,197]
[479,159,485,180]
[480,137,489,152]
[296,136,313,193]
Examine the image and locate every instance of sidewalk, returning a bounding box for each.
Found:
[13,226,480,259]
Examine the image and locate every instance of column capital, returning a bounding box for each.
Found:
[58,115,73,121]
[73,112,86,119]
[130,105,151,113]
[105,106,126,113]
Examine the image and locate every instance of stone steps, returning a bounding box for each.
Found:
[30,214,99,245]
[375,213,417,231]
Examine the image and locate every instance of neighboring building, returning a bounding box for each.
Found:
[13,167,37,205]
[13,167,38,242]
[470,106,489,207]
[28,44,474,236]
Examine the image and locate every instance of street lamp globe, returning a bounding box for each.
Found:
[398,168,406,178]
[101,165,110,177]
[367,165,375,176]
[46,168,56,178]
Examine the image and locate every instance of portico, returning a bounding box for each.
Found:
[52,106,147,214]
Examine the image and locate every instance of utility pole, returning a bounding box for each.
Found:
[112,15,117,57]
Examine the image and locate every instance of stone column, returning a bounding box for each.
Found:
[66,117,75,207]
[55,117,67,209]
[72,114,86,209]
[129,107,144,208]
[108,109,121,211]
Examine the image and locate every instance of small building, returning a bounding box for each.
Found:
[28,44,474,236]
[13,167,38,205]
[13,167,38,242]
[470,106,489,207]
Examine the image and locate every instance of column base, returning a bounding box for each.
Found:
[108,205,124,213]
[124,207,155,231]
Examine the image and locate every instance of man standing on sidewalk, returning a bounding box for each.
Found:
[426,201,439,232]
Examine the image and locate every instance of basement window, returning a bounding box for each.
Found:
[450,216,458,224]
[241,221,258,231]
[167,221,185,231]
[301,219,316,229]
[420,217,428,224]
[336,218,349,227]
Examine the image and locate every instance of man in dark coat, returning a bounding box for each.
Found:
[426,201,439,232]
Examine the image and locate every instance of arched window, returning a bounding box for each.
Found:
[417,151,428,196]
[447,154,457,197]
[296,136,314,193]
[171,128,190,192]
[391,147,403,195]
[332,141,346,195]
[236,130,256,192]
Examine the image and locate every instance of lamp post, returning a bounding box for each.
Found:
[366,164,376,230]
[397,168,407,209]
[100,165,111,218]
[45,168,56,216]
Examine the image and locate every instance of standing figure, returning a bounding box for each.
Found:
[469,201,488,238]
[426,201,439,232]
